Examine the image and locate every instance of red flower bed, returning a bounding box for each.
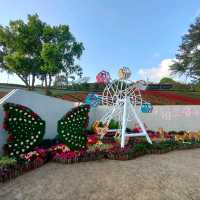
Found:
[58,90,200,105]
[141,90,200,105]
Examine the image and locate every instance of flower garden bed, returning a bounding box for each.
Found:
[2,139,200,182]
[0,157,45,183]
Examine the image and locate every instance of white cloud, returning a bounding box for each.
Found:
[138,58,175,82]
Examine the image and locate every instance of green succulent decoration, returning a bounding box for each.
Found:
[57,105,90,150]
[108,119,120,129]
[3,102,45,158]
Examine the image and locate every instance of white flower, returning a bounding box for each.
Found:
[32,118,35,121]
[21,142,23,145]
[24,112,27,115]
[28,115,31,118]
[13,118,16,121]
[33,139,36,142]
[16,151,19,154]
[26,146,29,149]
[14,144,17,146]
[10,152,14,156]
[20,110,23,113]
[40,122,43,125]
[15,109,18,111]
[28,121,31,123]
[61,130,64,133]
[61,122,63,125]
[26,140,29,142]
[34,122,37,124]
[31,136,34,139]
[22,149,25,152]
[38,131,41,134]
[36,135,39,138]
[30,142,33,145]
[19,118,22,121]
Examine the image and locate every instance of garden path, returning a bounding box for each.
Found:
[1,149,200,200]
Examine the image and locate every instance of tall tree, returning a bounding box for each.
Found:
[0,14,84,92]
[170,16,200,82]
[159,77,176,84]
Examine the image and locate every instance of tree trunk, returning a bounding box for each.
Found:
[48,74,52,88]
[17,74,31,90]
[31,74,35,90]
[44,75,49,95]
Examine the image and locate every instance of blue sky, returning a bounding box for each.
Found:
[0,0,200,84]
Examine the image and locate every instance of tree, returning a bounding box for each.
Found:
[54,74,68,88]
[0,14,84,93]
[160,77,176,84]
[170,16,200,82]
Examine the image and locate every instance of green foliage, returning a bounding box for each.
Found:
[108,119,120,129]
[3,102,45,158]
[159,77,176,84]
[57,105,90,150]
[170,16,200,82]
[98,121,104,128]
[0,14,84,91]
[0,156,16,167]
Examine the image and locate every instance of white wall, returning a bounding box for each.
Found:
[1,89,200,154]
[89,105,200,132]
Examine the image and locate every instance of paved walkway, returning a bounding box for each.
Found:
[1,149,200,200]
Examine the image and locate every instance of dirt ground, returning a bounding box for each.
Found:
[1,149,200,200]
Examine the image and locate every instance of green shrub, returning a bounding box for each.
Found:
[3,102,45,158]
[57,105,90,150]
[108,119,120,129]
[0,156,16,167]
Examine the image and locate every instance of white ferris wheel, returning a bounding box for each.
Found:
[85,67,153,148]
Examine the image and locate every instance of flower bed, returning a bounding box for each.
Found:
[50,142,112,164]
[141,90,200,105]
[0,157,45,182]
[58,91,200,105]
[107,141,200,161]
[3,128,200,182]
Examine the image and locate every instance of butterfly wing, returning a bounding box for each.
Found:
[3,102,45,158]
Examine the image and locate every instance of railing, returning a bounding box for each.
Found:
[0,89,18,105]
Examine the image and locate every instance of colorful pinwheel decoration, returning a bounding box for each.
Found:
[96,70,111,84]
[141,103,153,113]
[85,93,101,107]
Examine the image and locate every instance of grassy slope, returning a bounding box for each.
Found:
[1,83,200,105]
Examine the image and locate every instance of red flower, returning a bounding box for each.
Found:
[31,112,38,118]
[87,135,98,145]
[7,134,15,143]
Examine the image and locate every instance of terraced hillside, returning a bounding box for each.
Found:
[59,91,200,105]
[1,83,200,105]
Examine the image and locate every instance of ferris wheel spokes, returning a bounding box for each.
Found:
[85,67,153,148]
